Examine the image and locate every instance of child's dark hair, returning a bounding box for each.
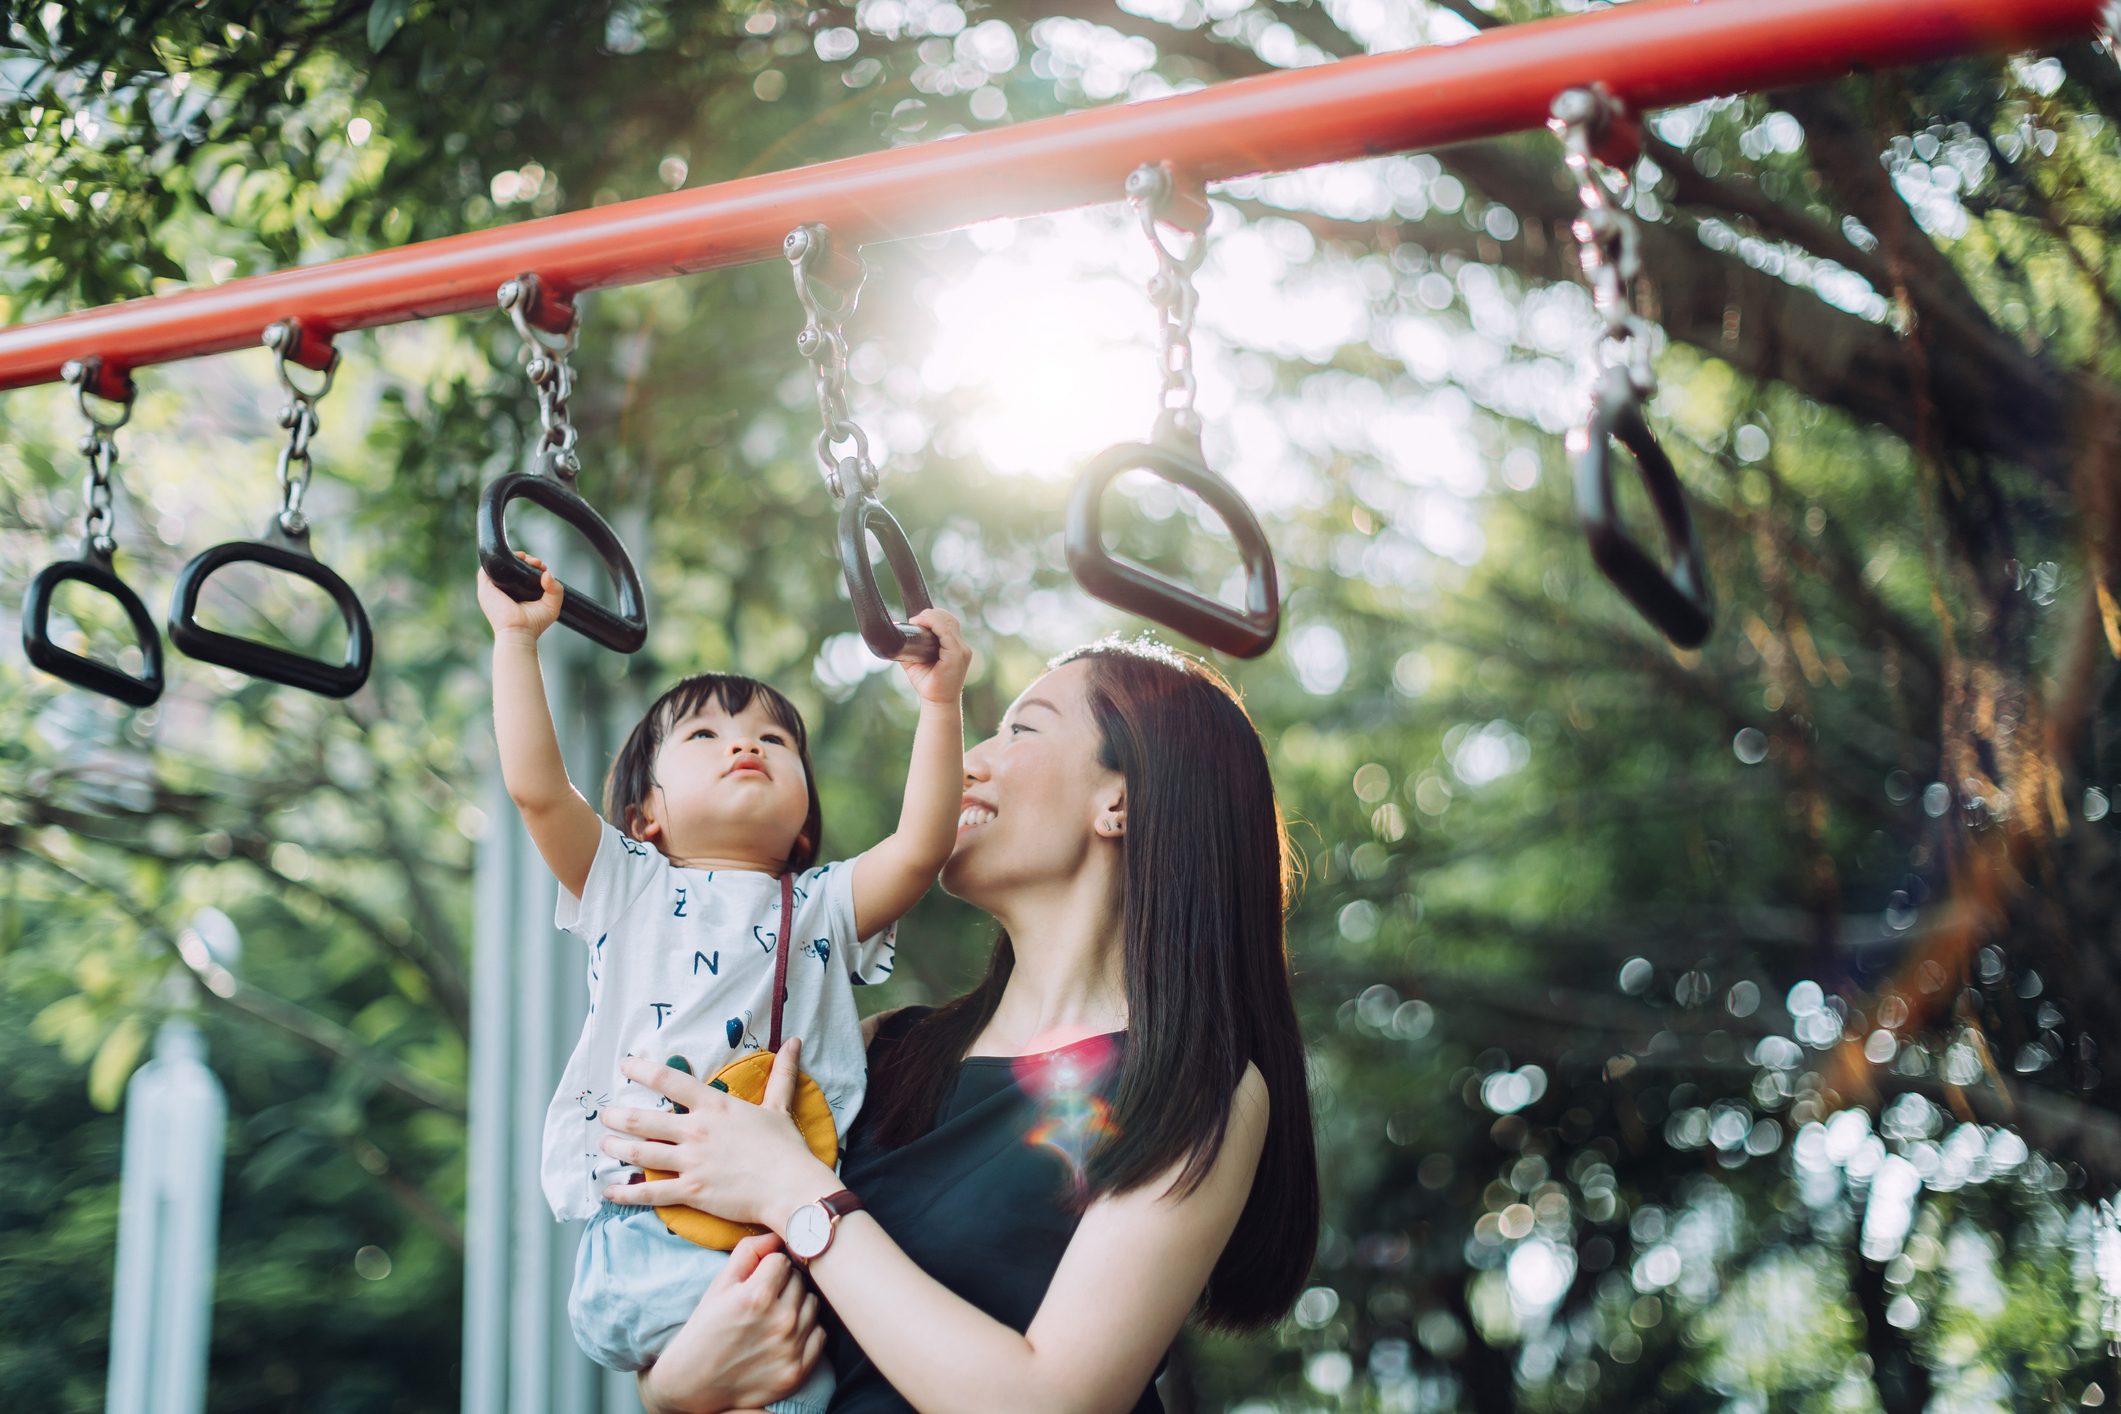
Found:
[601,673,823,874]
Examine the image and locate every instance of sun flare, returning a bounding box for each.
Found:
[920,213,1158,480]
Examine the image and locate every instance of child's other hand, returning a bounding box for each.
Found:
[477,552,565,639]
[900,608,969,706]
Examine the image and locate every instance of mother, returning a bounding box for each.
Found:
[598,638,1318,1412]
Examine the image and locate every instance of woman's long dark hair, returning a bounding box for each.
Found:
[863,638,1318,1331]
[601,673,824,874]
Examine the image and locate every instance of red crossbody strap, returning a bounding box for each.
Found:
[768,871,794,1053]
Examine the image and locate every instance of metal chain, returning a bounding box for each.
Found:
[785,223,875,501]
[499,277,583,481]
[61,358,131,557]
[265,321,337,536]
[1550,87,1656,404]
[1124,163,1207,446]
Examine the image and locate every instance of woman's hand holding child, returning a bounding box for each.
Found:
[634,1230,823,1414]
[603,1038,839,1227]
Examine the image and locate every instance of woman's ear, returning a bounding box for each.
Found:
[1093,786,1126,839]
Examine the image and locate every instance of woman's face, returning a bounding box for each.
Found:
[944,659,1122,907]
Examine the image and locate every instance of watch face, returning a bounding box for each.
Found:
[788,1203,829,1259]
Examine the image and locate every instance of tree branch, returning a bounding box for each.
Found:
[11,791,472,1039]
[333,1132,466,1254]
[10,840,466,1119]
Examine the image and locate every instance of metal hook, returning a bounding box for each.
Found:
[499,274,580,356]
[62,356,135,433]
[265,319,339,402]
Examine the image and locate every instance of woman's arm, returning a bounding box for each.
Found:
[603,1046,1271,1414]
[807,1064,1268,1414]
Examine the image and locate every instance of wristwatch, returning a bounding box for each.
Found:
[786,1188,864,1265]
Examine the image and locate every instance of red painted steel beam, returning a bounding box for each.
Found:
[0,0,2101,392]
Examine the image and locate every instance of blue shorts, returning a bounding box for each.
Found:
[569,1200,835,1412]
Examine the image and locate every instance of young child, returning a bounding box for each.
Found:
[478,551,968,1406]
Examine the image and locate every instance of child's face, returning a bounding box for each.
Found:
[632,697,811,866]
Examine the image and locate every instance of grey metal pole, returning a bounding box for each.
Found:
[462,762,525,1414]
[106,986,228,1414]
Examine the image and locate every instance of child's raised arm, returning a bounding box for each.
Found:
[851,608,970,939]
[478,552,603,898]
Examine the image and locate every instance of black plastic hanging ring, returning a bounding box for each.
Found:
[1065,440,1281,659]
[168,523,374,698]
[836,493,939,663]
[477,472,649,655]
[22,540,165,707]
[1572,366,1714,649]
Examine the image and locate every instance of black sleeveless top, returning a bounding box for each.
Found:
[823,1007,1167,1412]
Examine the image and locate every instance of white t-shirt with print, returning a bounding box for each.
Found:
[540,820,897,1223]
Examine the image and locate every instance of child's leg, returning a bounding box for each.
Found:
[569,1203,837,1411]
[569,1203,729,1372]
[761,1356,835,1414]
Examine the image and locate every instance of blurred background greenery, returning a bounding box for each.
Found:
[3,1,2119,1410]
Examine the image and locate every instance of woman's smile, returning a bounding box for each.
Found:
[957,794,997,833]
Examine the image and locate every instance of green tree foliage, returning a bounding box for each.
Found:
[4,2,2119,1410]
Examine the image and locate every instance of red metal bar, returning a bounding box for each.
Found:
[0,0,2099,392]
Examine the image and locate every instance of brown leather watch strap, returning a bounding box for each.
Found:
[791,1188,865,1267]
